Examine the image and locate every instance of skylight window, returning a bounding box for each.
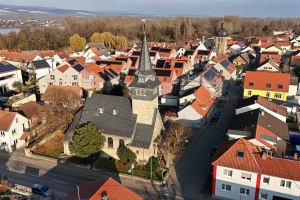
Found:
[236,150,244,158]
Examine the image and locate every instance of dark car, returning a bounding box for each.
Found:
[208,145,218,157]
[214,111,222,117]
[31,184,53,197]
[211,116,219,122]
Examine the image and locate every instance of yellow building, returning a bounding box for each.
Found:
[243,71,290,101]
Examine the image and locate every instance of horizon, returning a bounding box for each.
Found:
[1,0,300,18]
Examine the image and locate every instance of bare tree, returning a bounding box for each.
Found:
[159,120,192,167]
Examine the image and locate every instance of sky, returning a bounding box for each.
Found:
[1,0,299,18]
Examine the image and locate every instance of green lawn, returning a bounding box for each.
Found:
[94,158,163,180]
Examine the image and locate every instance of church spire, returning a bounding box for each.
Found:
[135,19,156,77]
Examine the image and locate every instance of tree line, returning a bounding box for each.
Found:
[0,16,299,51]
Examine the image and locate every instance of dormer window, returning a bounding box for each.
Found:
[236,150,244,158]
[98,107,104,114]
[113,108,117,115]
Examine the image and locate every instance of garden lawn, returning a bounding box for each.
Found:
[33,132,64,158]
[94,158,163,180]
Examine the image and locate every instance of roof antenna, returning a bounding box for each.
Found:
[77,186,80,200]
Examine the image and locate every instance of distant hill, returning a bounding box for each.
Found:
[0,4,137,20]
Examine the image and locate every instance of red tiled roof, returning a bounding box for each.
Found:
[65,177,143,200]
[5,52,37,62]
[260,53,281,64]
[243,71,290,92]
[191,86,215,116]
[18,101,41,119]
[0,110,17,131]
[57,64,69,73]
[261,42,275,48]
[67,57,86,66]
[213,138,300,182]
[39,50,56,58]
[212,138,262,173]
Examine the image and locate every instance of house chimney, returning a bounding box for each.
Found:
[88,90,93,98]
[294,153,298,160]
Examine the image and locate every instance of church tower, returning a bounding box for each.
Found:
[128,23,161,125]
[215,21,228,55]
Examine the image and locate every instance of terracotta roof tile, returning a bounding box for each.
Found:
[65,177,143,200]
[0,110,17,131]
[18,101,41,119]
[57,64,69,73]
[191,86,215,116]
[39,50,56,58]
[243,71,290,93]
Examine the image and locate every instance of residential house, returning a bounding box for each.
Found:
[38,60,84,93]
[200,66,224,97]
[63,34,164,162]
[4,52,42,69]
[227,109,289,153]
[157,48,177,59]
[0,109,30,152]
[180,50,197,66]
[257,58,280,72]
[132,50,160,65]
[115,47,134,56]
[194,50,213,63]
[65,177,143,200]
[212,138,300,200]
[178,86,215,128]
[213,58,237,87]
[261,44,283,55]
[232,52,251,67]
[260,52,281,65]
[29,60,51,79]
[289,76,299,97]
[0,62,22,94]
[235,95,288,122]
[243,71,290,101]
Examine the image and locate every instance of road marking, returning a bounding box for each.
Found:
[52,179,66,184]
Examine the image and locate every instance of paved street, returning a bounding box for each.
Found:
[162,85,243,200]
[0,151,167,199]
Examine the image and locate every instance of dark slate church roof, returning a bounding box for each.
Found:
[66,94,137,139]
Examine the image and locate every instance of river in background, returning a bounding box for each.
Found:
[0,28,21,34]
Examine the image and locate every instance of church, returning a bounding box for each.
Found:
[63,32,164,163]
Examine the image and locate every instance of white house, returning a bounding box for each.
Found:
[0,62,23,94]
[213,58,237,87]
[257,59,280,72]
[178,86,215,128]
[29,60,51,79]
[212,138,300,200]
[0,110,30,152]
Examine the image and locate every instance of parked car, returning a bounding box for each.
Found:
[211,116,219,122]
[208,145,218,157]
[31,184,53,197]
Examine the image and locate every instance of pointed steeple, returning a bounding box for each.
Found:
[135,19,156,78]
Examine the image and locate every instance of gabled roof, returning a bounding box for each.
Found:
[191,86,215,116]
[212,138,262,173]
[236,95,288,118]
[0,110,17,132]
[65,177,143,200]
[39,50,56,58]
[229,109,289,140]
[260,53,281,64]
[57,64,69,73]
[201,66,224,87]
[218,58,236,74]
[0,62,18,74]
[213,138,300,182]
[31,60,50,69]
[18,101,42,119]
[67,57,86,66]
[243,71,290,92]
[5,52,37,62]
[258,58,280,70]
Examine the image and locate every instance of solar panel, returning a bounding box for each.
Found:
[204,68,219,81]
[73,64,84,72]
[96,61,123,65]
[132,51,141,56]
[129,57,138,66]
[197,50,210,55]
[154,69,171,77]
[108,68,118,76]
[183,50,194,56]
[220,60,231,69]
[149,51,156,57]
[99,72,110,81]
[164,62,171,69]
[68,59,77,65]
[32,60,50,69]
[156,59,166,68]
[159,48,172,53]
[151,47,160,51]
[0,64,18,73]
[128,69,136,76]
[174,62,183,68]
[104,69,114,78]
[115,57,128,62]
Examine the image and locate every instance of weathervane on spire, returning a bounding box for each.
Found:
[142,18,146,35]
